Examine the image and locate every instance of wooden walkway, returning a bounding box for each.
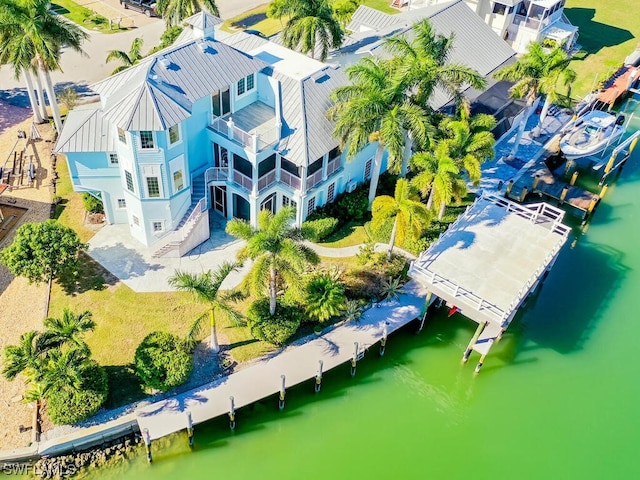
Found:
[135,280,430,441]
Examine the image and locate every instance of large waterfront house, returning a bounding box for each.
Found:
[396,0,578,54]
[54,6,514,258]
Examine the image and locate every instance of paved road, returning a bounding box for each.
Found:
[0,0,268,106]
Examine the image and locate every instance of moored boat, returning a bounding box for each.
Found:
[559,110,625,160]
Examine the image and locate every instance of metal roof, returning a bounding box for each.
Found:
[54,108,115,153]
[182,11,223,30]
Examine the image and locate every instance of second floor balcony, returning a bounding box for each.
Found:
[209,101,280,153]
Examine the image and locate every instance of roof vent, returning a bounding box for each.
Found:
[197,40,207,53]
[159,58,171,69]
[150,74,160,81]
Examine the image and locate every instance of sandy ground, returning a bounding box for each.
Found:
[0,103,57,449]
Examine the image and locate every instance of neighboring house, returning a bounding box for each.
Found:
[339,0,516,112]
[406,0,578,54]
[54,12,380,257]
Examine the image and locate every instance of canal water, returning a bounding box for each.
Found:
[83,101,640,479]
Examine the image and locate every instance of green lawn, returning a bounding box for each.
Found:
[565,0,640,97]
[50,0,124,33]
[318,221,370,248]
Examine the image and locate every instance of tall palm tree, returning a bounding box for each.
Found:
[304,272,346,322]
[106,37,144,75]
[372,179,431,259]
[411,142,466,219]
[328,56,430,208]
[280,0,343,61]
[0,0,88,132]
[438,110,496,186]
[226,206,319,316]
[36,347,88,395]
[42,309,95,351]
[494,42,575,151]
[1,330,48,381]
[168,262,242,353]
[332,0,361,29]
[156,0,220,27]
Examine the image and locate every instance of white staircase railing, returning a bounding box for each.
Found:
[152,197,207,257]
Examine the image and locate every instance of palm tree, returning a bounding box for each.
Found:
[332,0,361,29]
[280,0,343,61]
[494,42,575,152]
[106,37,145,75]
[0,0,88,132]
[437,110,496,186]
[380,277,405,302]
[267,0,290,28]
[156,0,220,27]
[328,56,430,208]
[226,206,319,316]
[36,347,88,395]
[304,272,347,322]
[372,179,431,259]
[168,262,242,353]
[411,142,466,220]
[42,309,95,351]
[1,330,48,381]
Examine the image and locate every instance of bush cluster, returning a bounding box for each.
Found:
[47,362,108,425]
[247,298,301,345]
[134,332,193,392]
[82,193,104,214]
[301,217,339,242]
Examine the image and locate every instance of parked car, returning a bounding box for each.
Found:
[120,0,157,17]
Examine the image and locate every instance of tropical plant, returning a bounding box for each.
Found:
[42,309,95,352]
[37,347,89,395]
[0,0,88,131]
[304,272,347,322]
[328,56,430,208]
[246,298,301,345]
[134,331,193,392]
[279,0,343,61]
[332,0,361,29]
[156,0,220,27]
[372,179,431,259]
[343,299,363,322]
[380,276,405,302]
[82,192,104,214]
[1,330,48,382]
[168,262,242,353]
[106,37,145,75]
[301,216,339,241]
[410,142,467,220]
[148,25,184,54]
[0,220,86,285]
[57,87,78,112]
[267,0,290,27]
[437,110,497,185]
[226,206,319,316]
[494,42,576,145]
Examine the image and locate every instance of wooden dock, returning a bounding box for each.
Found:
[135,280,430,442]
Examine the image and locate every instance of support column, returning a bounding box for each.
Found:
[462,321,487,364]
[315,360,323,393]
[321,154,328,181]
[228,396,236,430]
[278,375,286,410]
[22,68,43,124]
[186,411,194,447]
[417,291,433,333]
[249,192,258,228]
[142,428,152,463]
[379,322,388,356]
[350,342,359,377]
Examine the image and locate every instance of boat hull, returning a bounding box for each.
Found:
[560,127,624,160]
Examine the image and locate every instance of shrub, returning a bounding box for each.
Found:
[46,362,108,425]
[82,193,104,214]
[304,272,346,322]
[337,187,369,221]
[134,332,193,392]
[301,217,339,242]
[247,298,301,345]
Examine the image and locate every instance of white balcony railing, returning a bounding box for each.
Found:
[258,170,276,191]
[233,170,253,191]
[280,170,301,190]
[210,114,279,153]
[205,167,228,183]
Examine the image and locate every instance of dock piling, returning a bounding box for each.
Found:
[505,180,514,196]
[315,360,323,393]
[474,354,487,374]
[569,171,579,186]
[599,184,609,199]
[417,291,433,333]
[142,428,152,463]
[278,375,286,411]
[532,174,540,190]
[519,186,528,203]
[380,322,388,356]
[559,186,569,205]
[462,322,486,364]
[186,411,194,447]
[350,343,358,377]
[228,396,236,431]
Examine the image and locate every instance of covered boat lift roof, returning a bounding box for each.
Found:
[409,193,570,372]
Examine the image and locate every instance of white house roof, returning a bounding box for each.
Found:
[183,11,223,30]
[343,0,516,110]
[54,108,114,153]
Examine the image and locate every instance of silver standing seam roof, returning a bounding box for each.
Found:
[55,108,115,153]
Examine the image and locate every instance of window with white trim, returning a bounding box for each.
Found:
[117,198,126,208]
[132,215,140,226]
[142,164,163,198]
[109,153,119,165]
[146,177,160,198]
[118,128,126,144]
[307,196,316,214]
[282,195,297,209]
[173,170,184,192]
[170,156,186,194]
[237,74,255,96]
[327,183,335,203]
[364,159,373,180]
[140,131,154,149]
[152,221,163,232]
[125,171,134,193]
[168,124,180,144]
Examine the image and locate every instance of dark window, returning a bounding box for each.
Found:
[117,198,126,208]
[109,153,119,165]
[281,157,300,177]
[493,3,507,15]
[329,146,341,160]
[212,87,231,117]
[147,177,160,197]
[140,131,154,149]
[233,154,252,178]
[118,128,126,144]
[259,154,276,177]
[125,171,134,192]
[327,183,335,203]
[247,73,255,91]
[237,77,246,96]
[308,157,323,176]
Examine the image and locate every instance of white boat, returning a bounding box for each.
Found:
[559,110,625,160]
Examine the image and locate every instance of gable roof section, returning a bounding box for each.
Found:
[91,40,268,131]
[183,11,223,30]
[54,108,115,153]
[348,5,402,32]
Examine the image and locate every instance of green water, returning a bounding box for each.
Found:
[87,105,640,480]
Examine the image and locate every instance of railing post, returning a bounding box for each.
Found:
[227,117,235,141]
[252,133,259,153]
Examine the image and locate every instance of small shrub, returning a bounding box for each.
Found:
[337,187,369,221]
[247,298,301,345]
[46,362,108,425]
[134,332,193,392]
[82,193,104,214]
[344,268,386,301]
[356,241,376,265]
[301,217,339,242]
[304,272,346,322]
